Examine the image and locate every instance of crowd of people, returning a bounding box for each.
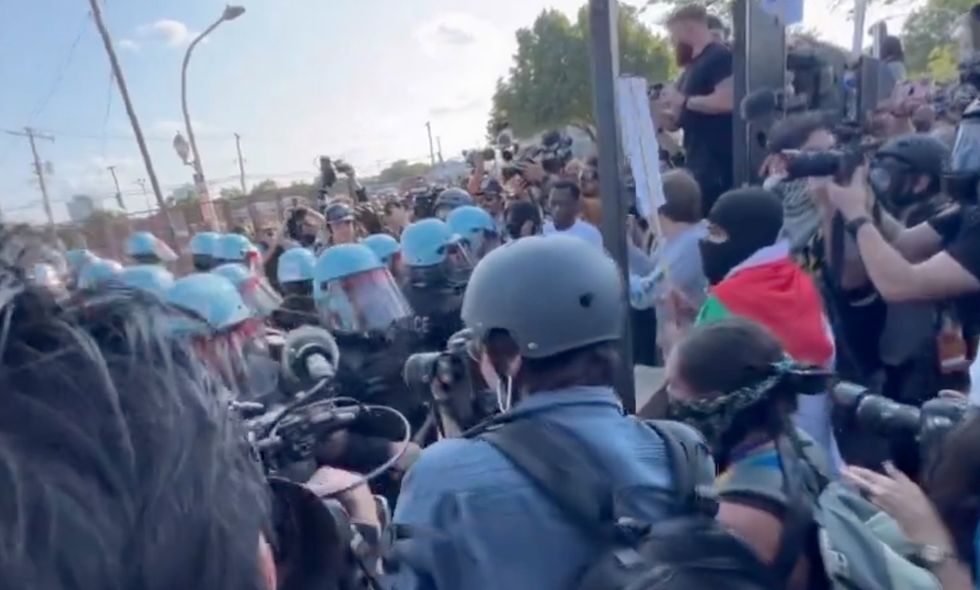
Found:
[4,2,980,590]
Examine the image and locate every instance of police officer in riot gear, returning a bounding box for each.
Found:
[124,231,178,265]
[189,231,221,271]
[313,243,423,503]
[314,243,423,425]
[272,246,318,331]
[76,258,122,291]
[433,187,474,220]
[117,265,175,297]
[215,233,260,267]
[447,205,502,262]
[362,233,404,283]
[400,218,474,350]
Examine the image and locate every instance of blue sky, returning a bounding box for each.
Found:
[0,0,919,223]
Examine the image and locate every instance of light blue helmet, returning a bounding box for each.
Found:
[277,246,317,285]
[313,244,411,335]
[117,265,175,296]
[77,258,123,290]
[65,249,97,276]
[216,233,259,264]
[314,243,383,293]
[401,219,455,267]
[125,231,177,264]
[447,206,501,260]
[361,234,401,266]
[189,232,221,271]
[212,262,282,318]
[166,273,252,334]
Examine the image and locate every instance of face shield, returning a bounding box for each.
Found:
[237,274,284,319]
[316,268,412,335]
[443,238,474,285]
[460,230,502,262]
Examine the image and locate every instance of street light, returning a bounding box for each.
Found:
[180,5,246,230]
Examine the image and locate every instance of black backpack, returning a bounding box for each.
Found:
[478,417,784,590]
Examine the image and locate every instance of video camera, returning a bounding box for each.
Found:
[502,129,574,180]
[402,329,497,436]
[782,143,875,184]
[406,184,442,220]
[832,382,974,464]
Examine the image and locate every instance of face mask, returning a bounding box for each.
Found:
[700,188,784,285]
[298,233,317,248]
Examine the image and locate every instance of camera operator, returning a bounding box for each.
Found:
[0,273,276,589]
[823,126,980,388]
[843,413,980,589]
[389,235,678,589]
[659,4,734,214]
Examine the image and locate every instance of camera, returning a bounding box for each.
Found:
[832,381,973,463]
[463,147,498,169]
[783,144,873,184]
[403,329,496,434]
[408,185,440,220]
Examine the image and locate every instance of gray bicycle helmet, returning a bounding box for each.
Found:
[434,188,474,218]
[461,234,624,359]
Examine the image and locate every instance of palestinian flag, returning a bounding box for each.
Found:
[697,256,834,367]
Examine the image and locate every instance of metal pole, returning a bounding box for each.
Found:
[852,0,869,58]
[181,16,225,231]
[135,178,152,212]
[235,132,262,232]
[16,128,56,232]
[88,0,178,245]
[107,165,125,208]
[425,121,436,166]
[436,136,444,163]
[588,0,635,413]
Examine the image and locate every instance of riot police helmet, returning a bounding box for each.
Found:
[125,231,177,264]
[461,234,624,359]
[313,243,412,336]
[447,205,501,261]
[400,218,473,286]
[212,263,283,319]
[189,231,221,271]
[277,246,317,297]
[165,273,253,335]
[117,265,175,297]
[77,258,123,290]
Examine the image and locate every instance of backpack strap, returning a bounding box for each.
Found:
[479,418,615,534]
[641,419,718,516]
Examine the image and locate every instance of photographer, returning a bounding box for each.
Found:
[390,235,677,589]
[843,413,980,589]
[659,4,734,214]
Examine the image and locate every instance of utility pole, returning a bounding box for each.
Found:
[4,127,56,234]
[135,178,152,212]
[88,0,179,246]
[234,132,261,232]
[436,136,444,164]
[107,165,125,209]
[425,121,436,166]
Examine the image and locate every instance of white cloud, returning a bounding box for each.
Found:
[414,13,505,59]
[137,19,193,47]
[118,38,140,53]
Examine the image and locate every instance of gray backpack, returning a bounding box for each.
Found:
[717,433,942,590]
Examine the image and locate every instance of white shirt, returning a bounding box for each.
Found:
[543,219,603,250]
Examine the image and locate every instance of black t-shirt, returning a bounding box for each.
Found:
[928,205,980,335]
[678,43,733,194]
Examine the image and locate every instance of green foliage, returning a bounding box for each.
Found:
[491,4,674,137]
[902,0,974,75]
[927,44,960,82]
[219,187,245,200]
[251,179,279,193]
[377,160,431,184]
[165,183,198,206]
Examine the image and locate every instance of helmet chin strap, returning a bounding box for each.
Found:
[496,375,514,413]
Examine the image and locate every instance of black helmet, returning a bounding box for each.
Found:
[461,234,623,359]
[434,188,474,219]
[325,202,356,224]
[877,133,949,178]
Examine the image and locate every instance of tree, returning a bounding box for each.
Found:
[251,179,279,193]
[490,5,674,137]
[220,187,245,200]
[377,160,431,184]
[165,183,198,206]
[927,44,960,82]
[902,0,974,75]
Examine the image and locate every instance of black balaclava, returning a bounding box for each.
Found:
[699,187,784,285]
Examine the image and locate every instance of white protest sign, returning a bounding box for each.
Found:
[616,76,665,220]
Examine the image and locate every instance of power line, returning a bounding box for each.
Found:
[30,12,91,121]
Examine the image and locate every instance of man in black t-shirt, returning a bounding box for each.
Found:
[658,5,734,214]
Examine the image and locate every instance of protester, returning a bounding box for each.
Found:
[542,180,603,249]
[762,111,837,255]
[578,157,603,227]
[629,169,709,355]
[881,35,907,82]
[694,187,843,472]
[660,3,734,214]
[325,201,359,245]
[504,199,543,240]
[667,318,831,589]
[382,199,410,238]
[391,235,676,589]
